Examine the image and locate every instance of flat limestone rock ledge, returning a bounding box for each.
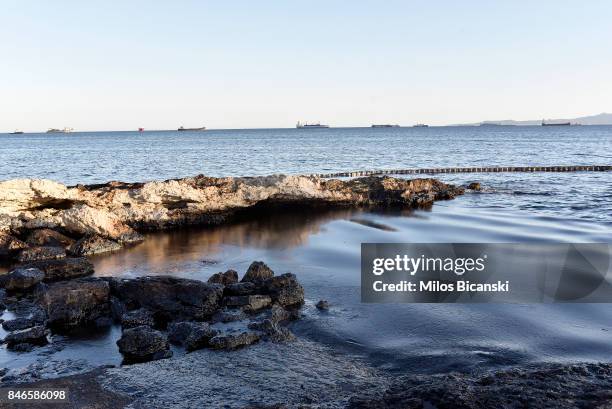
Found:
[0,175,463,258]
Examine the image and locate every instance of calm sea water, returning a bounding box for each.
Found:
[1,126,612,392]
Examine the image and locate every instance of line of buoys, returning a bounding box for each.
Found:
[313,165,612,178]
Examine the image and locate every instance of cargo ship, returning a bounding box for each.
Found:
[178,126,206,131]
[413,124,429,128]
[371,124,400,128]
[296,121,329,129]
[46,127,73,133]
[542,121,571,126]
[9,130,24,134]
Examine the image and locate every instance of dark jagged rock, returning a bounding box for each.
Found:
[42,278,110,330]
[168,321,217,351]
[241,261,274,283]
[211,309,247,323]
[209,331,261,350]
[224,295,272,312]
[261,273,304,307]
[248,319,296,343]
[17,246,66,263]
[0,232,27,259]
[117,326,172,363]
[224,282,256,296]
[347,363,612,409]
[2,317,37,331]
[25,229,75,248]
[316,300,330,310]
[467,182,482,191]
[68,235,122,256]
[207,269,239,286]
[110,276,223,323]
[167,321,218,351]
[0,267,44,292]
[121,308,155,329]
[20,257,94,282]
[269,304,299,323]
[4,326,48,350]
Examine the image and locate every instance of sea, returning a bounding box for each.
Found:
[1,126,612,397]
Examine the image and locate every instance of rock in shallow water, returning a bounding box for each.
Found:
[110,276,223,323]
[117,326,172,363]
[316,300,330,310]
[167,321,218,351]
[42,278,110,330]
[0,267,44,292]
[68,234,122,256]
[207,269,239,286]
[2,317,37,331]
[17,246,66,263]
[241,261,274,283]
[224,295,272,312]
[261,273,304,308]
[209,331,261,350]
[20,257,94,282]
[4,325,48,350]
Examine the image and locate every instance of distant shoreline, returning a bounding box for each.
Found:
[3,123,612,134]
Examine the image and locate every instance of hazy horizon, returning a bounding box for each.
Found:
[2,1,612,131]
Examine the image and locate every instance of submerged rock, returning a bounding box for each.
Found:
[20,257,94,282]
[209,331,260,350]
[467,182,482,191]
[4,326,48,350]
[110,276,223,322]
[117,326,172,363]
[207,269,239,286]
[0,267,44,292]
[42,278,110,330]
[315,300,330,310]
[68,234,122,256]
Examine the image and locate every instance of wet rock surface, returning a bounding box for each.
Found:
[116,325,172,363]
[110,276,224,322]
[42,278,110,330]
[209,331,261,350]
[120,308,155,329]
[4,326,48,350]
[208,269,239,286]
[16,245,66,262]
[0,267,44,291]
[347,363,612,409]
[19,257,94,282]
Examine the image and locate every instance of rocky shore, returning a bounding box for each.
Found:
[0,260,302,362]
[0,174,463,261]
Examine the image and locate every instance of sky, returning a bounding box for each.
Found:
[1,0,612,131]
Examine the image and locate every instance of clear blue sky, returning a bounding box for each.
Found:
[1,0,611,131]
